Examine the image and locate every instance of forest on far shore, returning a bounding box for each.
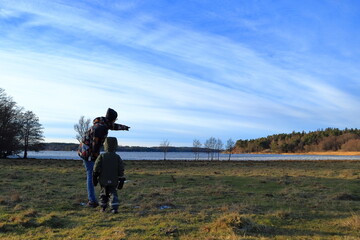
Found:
[234,127,360,153]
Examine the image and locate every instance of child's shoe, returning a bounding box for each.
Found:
[111,209,118,214]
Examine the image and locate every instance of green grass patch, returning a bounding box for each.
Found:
[0,159,359,239]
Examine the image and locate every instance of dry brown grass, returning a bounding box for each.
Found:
[204,213,271,238]
[337,212,360,231]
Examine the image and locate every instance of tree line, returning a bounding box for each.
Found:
[192,137,235,160]
[0,88,44,158]
[234,128,360,153]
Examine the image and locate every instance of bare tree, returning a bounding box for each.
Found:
[160,139,170,160]
[193,139,202,160]
[226,138,235,161]
[74,116,91,142]
[216,138,223,160]
[0,88,23,158]
[19,111,44,159]
[204,138,211,160]
[205,137,216,160]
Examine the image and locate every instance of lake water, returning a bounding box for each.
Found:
[11,151,360,161]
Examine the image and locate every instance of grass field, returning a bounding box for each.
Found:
[0,158,359,240]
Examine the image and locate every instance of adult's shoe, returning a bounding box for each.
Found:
[86,201,99,208]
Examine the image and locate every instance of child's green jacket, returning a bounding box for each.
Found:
[93,137,124,187]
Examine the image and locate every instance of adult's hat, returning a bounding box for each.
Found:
[106,108,118,122]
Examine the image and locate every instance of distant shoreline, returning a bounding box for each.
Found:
[13,151,360,161]
[232,151,360,156]
[281,151,360,156]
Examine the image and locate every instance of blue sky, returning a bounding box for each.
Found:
[1,0,360,147]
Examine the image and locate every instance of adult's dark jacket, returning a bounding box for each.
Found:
[79,108,129,161]
[90,116,129,161]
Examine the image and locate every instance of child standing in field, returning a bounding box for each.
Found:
[93,137,125,213]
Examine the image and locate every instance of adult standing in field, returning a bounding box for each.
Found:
[78,108,130,207]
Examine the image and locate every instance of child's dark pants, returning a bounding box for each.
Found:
[99,185,119,210]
